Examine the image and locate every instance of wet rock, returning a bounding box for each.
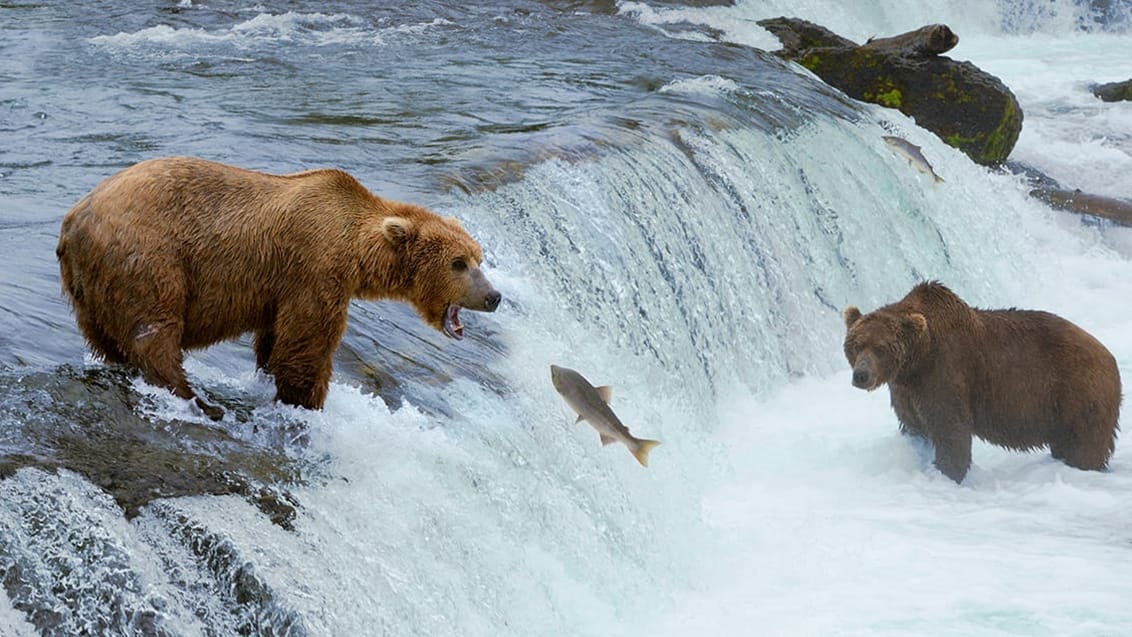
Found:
[758,17,1023,165]
[757,17,855,53]
[1091,79,1132,102]
[0,365,307,530]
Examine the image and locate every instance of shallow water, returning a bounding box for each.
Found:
[1,0,1131,635]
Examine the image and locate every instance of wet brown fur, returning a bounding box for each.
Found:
[56,156,492,416]
[843,281,1121,482]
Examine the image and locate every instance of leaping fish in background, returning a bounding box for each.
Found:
[550,365,661,467]
[883,135,945,183]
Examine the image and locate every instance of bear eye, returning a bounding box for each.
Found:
[451,258,468,272]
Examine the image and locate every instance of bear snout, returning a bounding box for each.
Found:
[461,268,501,313]
[852,366,872,389]
[851,356,879,390]
[485,290,501,312]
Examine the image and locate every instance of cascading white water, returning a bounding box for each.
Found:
[124,106,1129,634]
[624,0,1130,44]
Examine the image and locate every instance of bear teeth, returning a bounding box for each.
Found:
[444,305,465,340]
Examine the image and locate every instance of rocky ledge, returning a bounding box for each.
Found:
[758,17,1023,165]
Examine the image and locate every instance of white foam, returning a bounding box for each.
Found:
[643,370,1132,636]
[618,1,782,50]
[0,591,37,637]
[89,11,453,52]
[658,74,741,96]
[960,33,1132,198]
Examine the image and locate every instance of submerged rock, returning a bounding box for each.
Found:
[0,365,306,529]
[1091,79,1132,102]
[1030,187,1132,226]
[758,17,1023,165]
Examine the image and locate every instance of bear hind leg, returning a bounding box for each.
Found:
[1049,427,1114,472]
[128,319,224,421]
[75,311,128,365]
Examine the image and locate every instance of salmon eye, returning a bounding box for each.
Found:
[451,258,468,272]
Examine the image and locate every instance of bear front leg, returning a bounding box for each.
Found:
[268,300,348,410]
[931,427,973,483]
[255,328,276,373]
[910,386,974,483]
[890,390,929,441]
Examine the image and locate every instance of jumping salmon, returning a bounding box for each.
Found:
[550,365,661,467]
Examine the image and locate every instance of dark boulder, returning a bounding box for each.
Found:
[757,17,855,52]
[1092,79,1132,102]
[758,17,1023,165]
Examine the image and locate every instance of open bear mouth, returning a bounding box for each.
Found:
[443,304,465,340]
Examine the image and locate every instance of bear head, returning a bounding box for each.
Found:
[365,208,501,340]
[842,305,929,390]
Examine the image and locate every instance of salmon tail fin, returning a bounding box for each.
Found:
[632,439,662,467]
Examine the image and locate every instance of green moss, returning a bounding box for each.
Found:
[798,54,822,71]
[939,96,1021,165]
[876,87,902,107]
[945,132,967,147]
[852,50,880,69]
[977,96,1021,164]
[938,73,973,104]
[863,78,902,108]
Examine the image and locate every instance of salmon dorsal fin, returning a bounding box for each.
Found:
[599,433,617,446]
[595,386,612,403]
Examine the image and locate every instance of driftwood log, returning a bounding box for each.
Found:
[1031,187,1132,226]
[862,24,959,57]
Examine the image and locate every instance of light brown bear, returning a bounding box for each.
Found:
[56,157,501,420]
[843,281,1121,482]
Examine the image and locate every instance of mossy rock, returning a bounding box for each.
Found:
[757,16,856,53]
[1092,79,1132,102]
[758,17,1023,165]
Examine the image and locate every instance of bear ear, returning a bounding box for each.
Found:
[381,217,414,245]
[445,216,464,229]
[905,312,928,334]
[842,306,862,328]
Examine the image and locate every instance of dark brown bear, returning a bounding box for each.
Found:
[842,281,1121,482]
[56,157,502,420]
